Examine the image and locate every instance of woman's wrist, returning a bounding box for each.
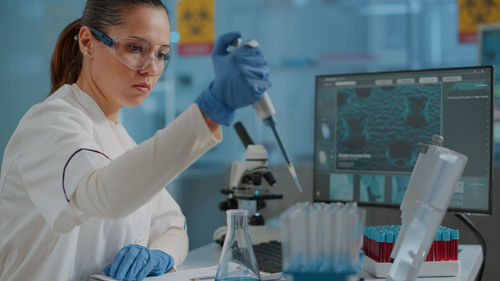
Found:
[201,110,221,140]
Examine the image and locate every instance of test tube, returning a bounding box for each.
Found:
[442,229,451,261]
[375,230,385,262]
[319,203,330,272]
[438,230,444,261]
[295,203,310,271]
[365,226,372,260]
[371,227,375,260]
[333,205,346,270]
[363,226,370,259]
[280,205,294,271]
[451,229,459,260]
[368,227,374,260]
[312,204,321,271]
[349,206,365,269]
[329,203,343,272]
[281,202,308,271]
[384,232,395,263]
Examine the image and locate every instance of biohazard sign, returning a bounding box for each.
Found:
[458,0,500,43]
[177,0,215,55]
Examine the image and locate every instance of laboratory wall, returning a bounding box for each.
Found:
[0,1,498,280]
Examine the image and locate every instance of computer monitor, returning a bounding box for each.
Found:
[313,66,493,214]
[478,24,500,149]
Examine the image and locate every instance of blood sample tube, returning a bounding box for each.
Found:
[375,230,385,262]
[363,227,368,257]
[451,229,459,260]
[385,231,394,263]
[367,226,373,259]
[437,230,444,261]
[442,228,451,261]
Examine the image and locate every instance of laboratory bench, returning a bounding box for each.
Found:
[179,243,483,281]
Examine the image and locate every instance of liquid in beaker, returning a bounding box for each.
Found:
[215,209,261,281]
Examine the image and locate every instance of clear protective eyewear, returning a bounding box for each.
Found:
[88,26,171,74]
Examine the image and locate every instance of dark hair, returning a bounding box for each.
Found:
[49,0,168,94]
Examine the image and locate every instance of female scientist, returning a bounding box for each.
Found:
[0,0,270,280]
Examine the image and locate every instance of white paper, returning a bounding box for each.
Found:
[89,265,218,281]
[88,267,286,281]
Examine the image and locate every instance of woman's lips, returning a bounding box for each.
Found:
[133,83,150,93]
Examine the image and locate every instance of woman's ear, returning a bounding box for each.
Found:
[78,26,93,57]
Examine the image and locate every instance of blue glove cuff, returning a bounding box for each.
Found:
[149,249,174,276]
[194,82,236,126]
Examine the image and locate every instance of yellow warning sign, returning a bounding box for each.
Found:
[458,0,500,43]
[177,0,215,55]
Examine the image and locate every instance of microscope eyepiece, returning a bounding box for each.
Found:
[263,171,277,186]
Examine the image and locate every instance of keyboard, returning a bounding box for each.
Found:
[253,240,282,273]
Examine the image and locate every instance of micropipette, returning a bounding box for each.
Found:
[230,39,303,193]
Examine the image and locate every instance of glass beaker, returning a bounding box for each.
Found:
[216,209,261,281]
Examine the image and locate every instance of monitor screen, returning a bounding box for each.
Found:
[313,66,493,214]
[479,24,500,151]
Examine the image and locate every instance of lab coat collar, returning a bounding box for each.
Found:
[70,83,112,126]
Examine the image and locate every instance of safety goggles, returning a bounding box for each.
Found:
[88,26,171,75]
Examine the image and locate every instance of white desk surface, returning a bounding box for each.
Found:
[179,243,482,281]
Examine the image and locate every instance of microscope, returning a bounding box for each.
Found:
[218,122,283,226]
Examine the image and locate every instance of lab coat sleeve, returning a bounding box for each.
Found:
[147,189,189,267]
[70,104,220,226]
[17,100,112,232]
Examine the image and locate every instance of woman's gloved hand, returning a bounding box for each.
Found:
[103,244,174,281]
[195,31,272,126]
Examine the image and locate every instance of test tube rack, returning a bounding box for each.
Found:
[362,225,461,278]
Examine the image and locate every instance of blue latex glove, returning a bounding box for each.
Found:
[195,31,272,126]
[103,244,174,281]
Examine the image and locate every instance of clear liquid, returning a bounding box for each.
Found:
[216,210,260,281]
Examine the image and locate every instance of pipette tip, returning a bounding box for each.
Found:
[293,176,303,193]
[287,163,303,193]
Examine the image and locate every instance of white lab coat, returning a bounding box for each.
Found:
[0,84,220,281]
